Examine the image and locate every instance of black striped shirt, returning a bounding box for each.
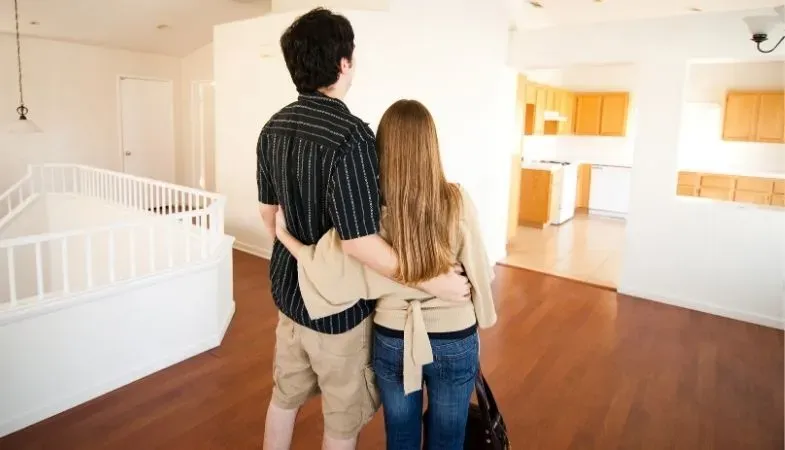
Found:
[257,92,380,334]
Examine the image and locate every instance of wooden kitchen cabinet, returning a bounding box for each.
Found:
[576,163,592,209]
[518,168,552,228]
[558,92,575,135]
[599,93,629,136]
[722,91,785,143]
[675,171,785,208]
[573,93,630,136]
[756,93,785,142]
[573,95,603,135]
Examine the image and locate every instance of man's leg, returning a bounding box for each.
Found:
[265,313,319,450]
[304,318,380,450]
[263,402,299,450]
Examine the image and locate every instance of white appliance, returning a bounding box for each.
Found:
[588,164,631,216]
[554,163,578,224]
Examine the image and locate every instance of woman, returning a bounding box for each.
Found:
[275,99,497,450]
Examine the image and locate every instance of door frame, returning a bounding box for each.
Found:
[190,80,215,190]
[116,75,176,177]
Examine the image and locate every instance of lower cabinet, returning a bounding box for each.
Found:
[676,171,785,208]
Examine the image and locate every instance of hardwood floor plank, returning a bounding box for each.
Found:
[0,250,781,450]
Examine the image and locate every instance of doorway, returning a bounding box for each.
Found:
[118,77,176,183]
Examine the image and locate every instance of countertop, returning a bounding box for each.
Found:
[521,161,565,172]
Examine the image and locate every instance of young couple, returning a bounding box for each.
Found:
[257,8,498,450]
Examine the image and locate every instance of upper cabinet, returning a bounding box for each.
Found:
[572,95,603,135]
[573,92,629,137]
[522,82,630,138]
[722,91,785,143]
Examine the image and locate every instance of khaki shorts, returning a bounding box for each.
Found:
[272,313,380,439]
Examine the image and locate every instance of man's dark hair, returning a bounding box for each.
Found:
[280,8,355,93]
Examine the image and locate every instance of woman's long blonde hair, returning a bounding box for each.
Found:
[377,100,462,285]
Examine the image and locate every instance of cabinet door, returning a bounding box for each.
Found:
[525,83,538,104]
[755,93,785,143]
[559,92,575,135]
[599,93,629,136]
[545,88,557,111]
[573,95,602,135]
[722,93,759,141]
[534,87,547,135]
[734,190,771,205]
[772,194,785,207]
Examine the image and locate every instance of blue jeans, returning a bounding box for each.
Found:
[372,329,479,450]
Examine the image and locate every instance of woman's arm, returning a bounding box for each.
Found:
[457,190,498,329]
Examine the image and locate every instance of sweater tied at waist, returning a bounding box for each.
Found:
[374,299,477,395]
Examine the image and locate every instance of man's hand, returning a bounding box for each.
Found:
[418,264,471,303]
[258,203,278,240]
[275,208,288,238]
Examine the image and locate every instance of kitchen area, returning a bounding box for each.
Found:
[674,60,784,208]
[504,64,637,289]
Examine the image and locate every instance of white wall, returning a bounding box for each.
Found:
[523,64,638,166]
[0,35,182,193]
[180,43,215,189]
[512,8,785,328]
[214,0,517,262]
[679,61,785,174]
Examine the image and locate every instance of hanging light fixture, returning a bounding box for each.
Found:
[743,6,785,54]
[7,0,41,134]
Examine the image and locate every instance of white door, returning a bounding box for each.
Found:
[119,77,176,183]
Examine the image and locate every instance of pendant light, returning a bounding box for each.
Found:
[7,0,41,134]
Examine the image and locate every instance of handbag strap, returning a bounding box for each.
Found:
[474,368,501,425]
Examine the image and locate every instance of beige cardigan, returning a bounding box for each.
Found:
[295,186,497,394]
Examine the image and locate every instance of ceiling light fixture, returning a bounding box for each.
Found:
[743,7,785,54]
[7,0,41,134]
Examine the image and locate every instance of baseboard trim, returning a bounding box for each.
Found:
[233,240,271,260]
[588,209,627,219]
[0,300,236,438]
[620,288,784,330]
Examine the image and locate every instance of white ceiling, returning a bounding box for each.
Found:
[0,0,782,57]
[0,0,271,57]
[507,0,785,29]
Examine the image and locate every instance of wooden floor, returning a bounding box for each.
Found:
[1,251,782,450]
[503,214,625,289]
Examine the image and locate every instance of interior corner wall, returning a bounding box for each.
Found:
[214,0,517,261]
[511,8,785,328]
[180,43,215,189]
[0,35,182,194]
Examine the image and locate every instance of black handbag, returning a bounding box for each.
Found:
[424,370,510,449]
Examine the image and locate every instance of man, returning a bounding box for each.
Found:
[257,8,471,450]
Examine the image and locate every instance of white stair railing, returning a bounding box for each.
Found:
[0,164,226,310]
[0,168,36,230]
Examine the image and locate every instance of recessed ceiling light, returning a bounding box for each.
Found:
[529,1,543,8]
[156,24,171,30]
